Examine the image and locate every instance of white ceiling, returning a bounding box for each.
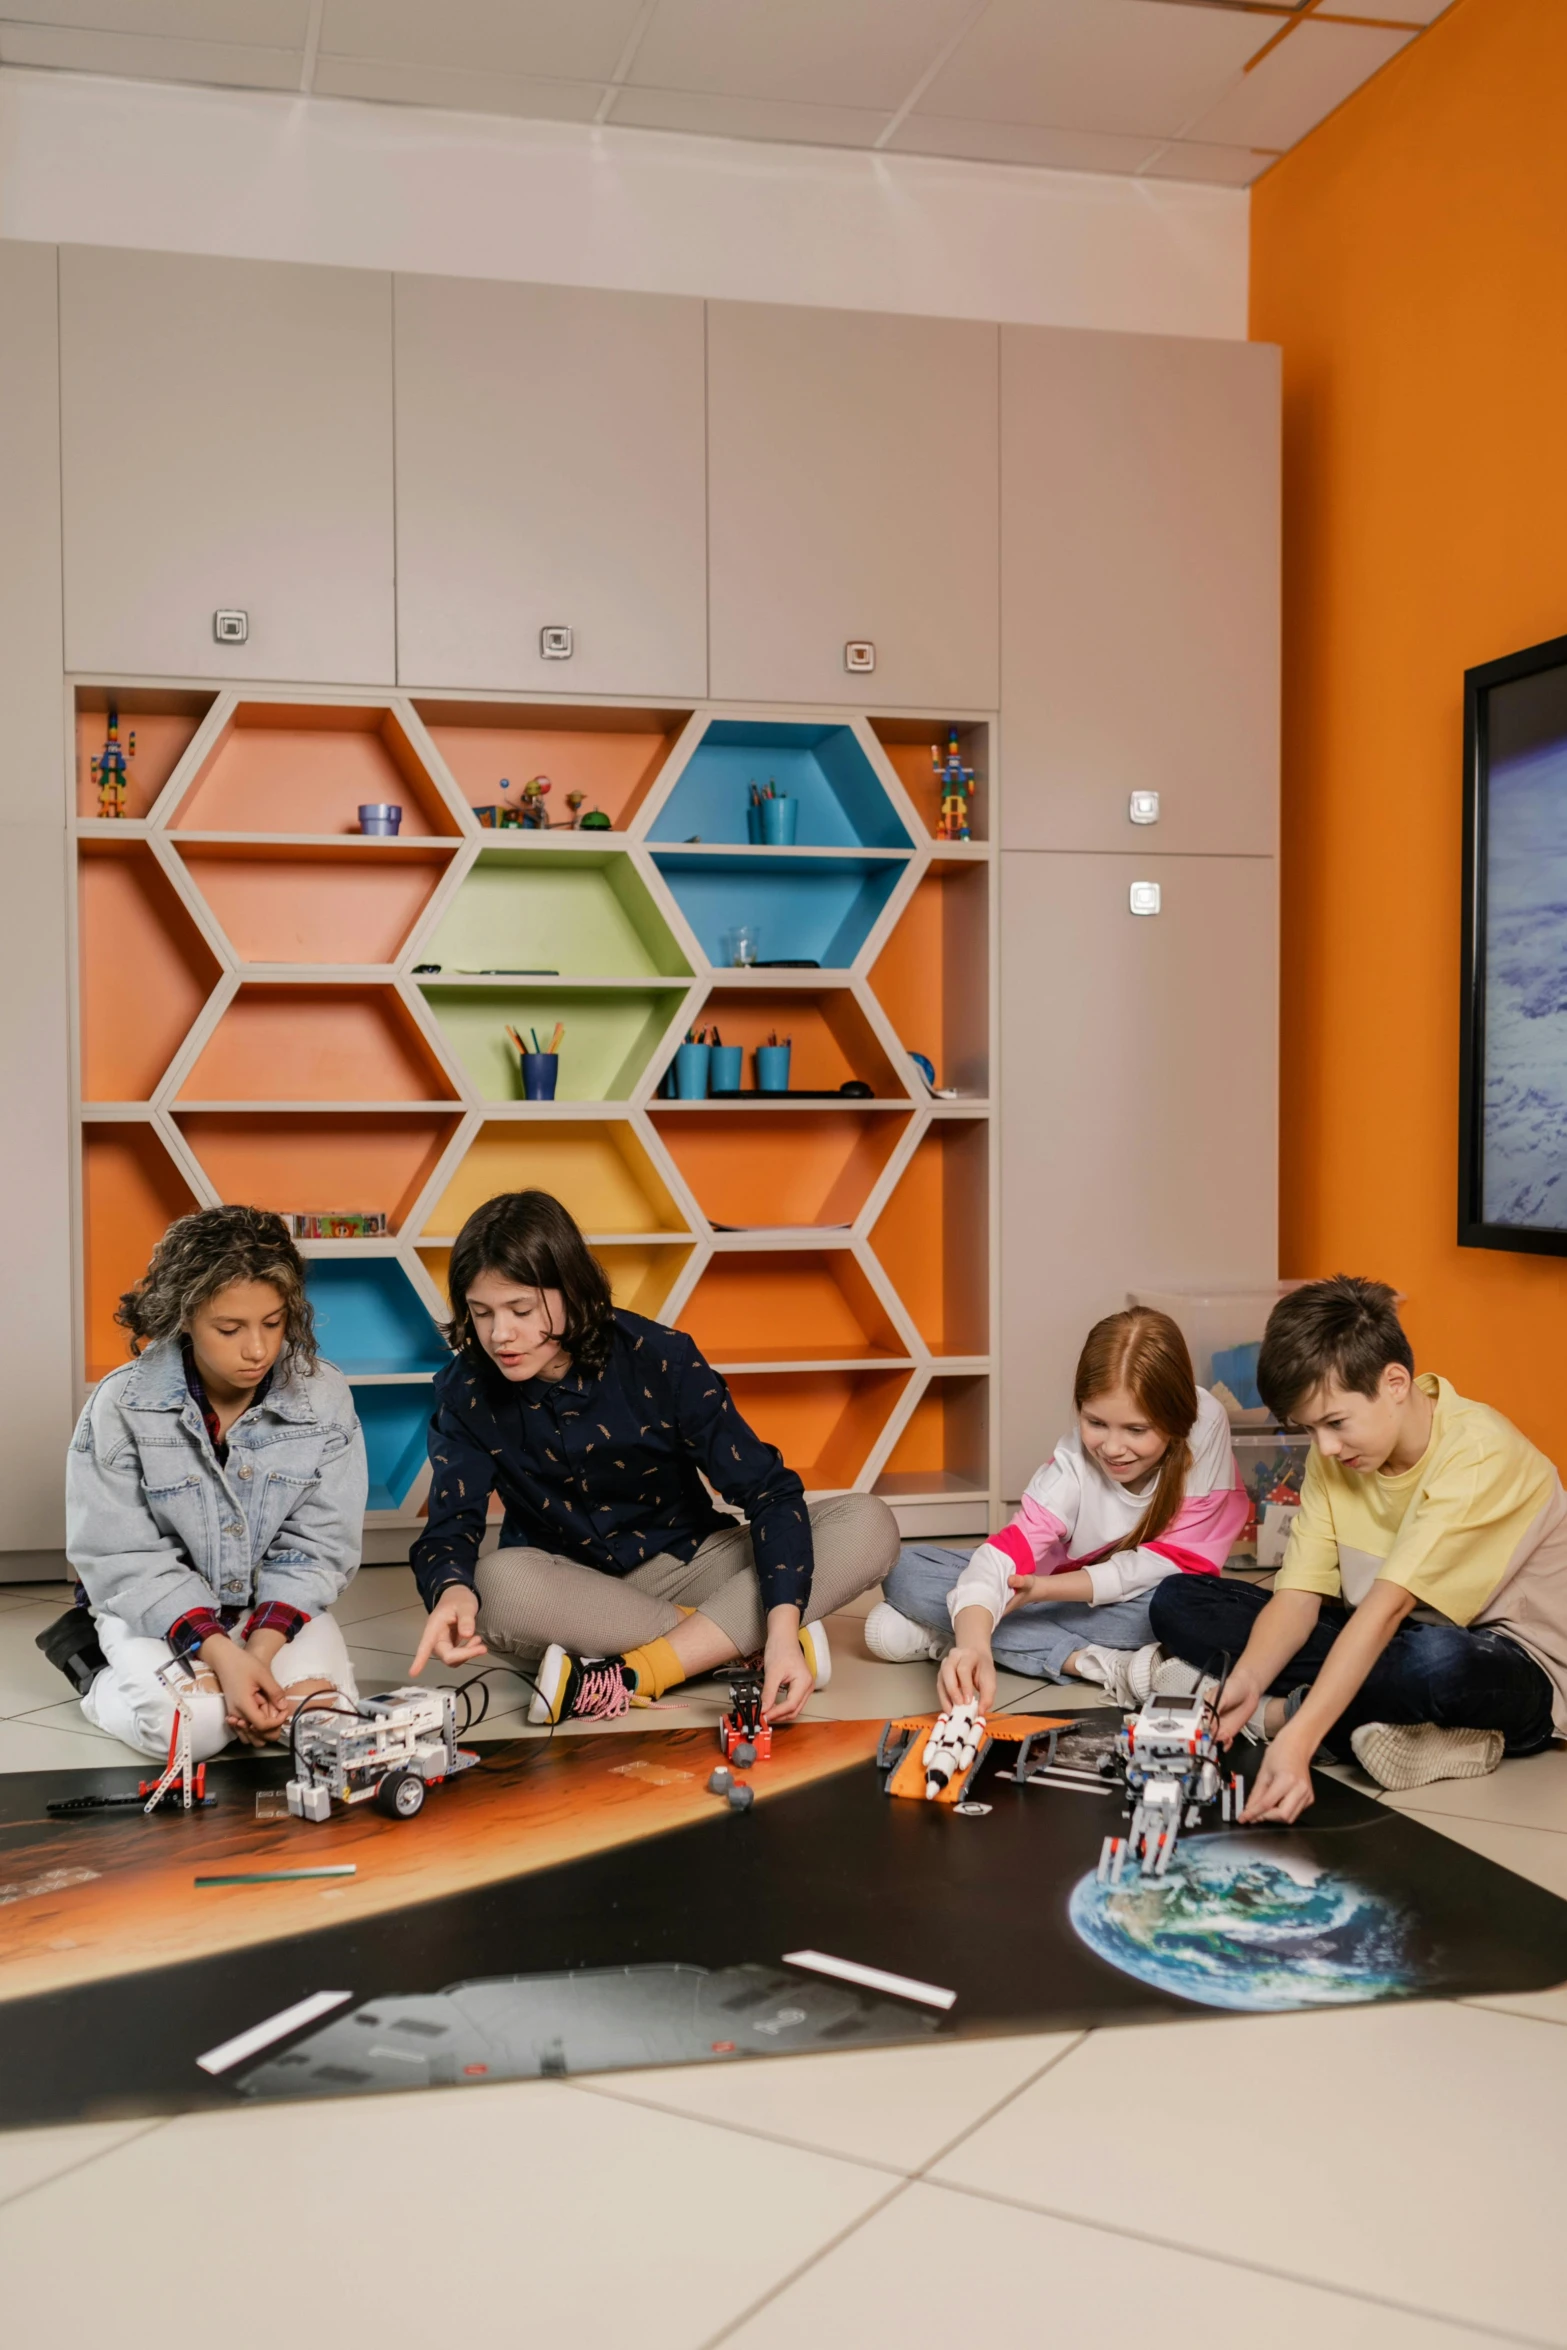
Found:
[0,0,1456,188]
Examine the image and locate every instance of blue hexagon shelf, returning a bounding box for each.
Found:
[305,1258,447,1375]
[352,1383,434,1511]
[649,720,912,849]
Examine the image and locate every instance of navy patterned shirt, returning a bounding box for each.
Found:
[410,1309,814,1618]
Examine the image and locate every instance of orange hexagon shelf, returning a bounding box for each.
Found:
[869,858,989,1099]
[874,1373,989,1500]
[167,702,461,837]
[677,1250,906,1366]
[419,1120,689,1240]
[173,840,459,966]
[81,1123,199,1380]
[175,987,457,1104]
[722,1370,911,1492]
[869,1119,988,1356]
[414,699,692,833]
[79,840,224,1102]
[669,983,907,1099]
[76,687,215,821]
[174,1112,461,1234]
[649,1108,909,1230]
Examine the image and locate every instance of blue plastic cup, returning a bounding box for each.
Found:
[755,1043,791,1093]
[745,802,762,843]
[521,1052,558,1101]
[759,796,798,846]
[675,1041,712,1099]
[709,1044,743,1093]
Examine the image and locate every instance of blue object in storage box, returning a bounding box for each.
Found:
[1212,1340,1264,1411]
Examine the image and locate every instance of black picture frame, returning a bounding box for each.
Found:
[1459,625,1567,1253]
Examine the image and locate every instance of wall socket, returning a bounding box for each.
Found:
[1129,881,1162,917]
[1129,790,1160,825]
[213,609,249,644]
[540,625,573,659]
[843,640,876,673]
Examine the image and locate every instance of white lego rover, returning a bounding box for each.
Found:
[1097,1687,1243,1885]
[286,1687,479,1823]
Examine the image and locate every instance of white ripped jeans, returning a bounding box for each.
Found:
[82,1611,359,1762]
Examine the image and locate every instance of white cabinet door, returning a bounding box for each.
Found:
[708,303,999,710]
[998,850,1276,1498]
[60,247,394,683]
[1001,327,1279,856]
[394,278,708,698]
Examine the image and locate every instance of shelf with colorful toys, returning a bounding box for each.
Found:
[70,685,997,1536]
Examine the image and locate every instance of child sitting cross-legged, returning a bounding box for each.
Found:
[868,1306,1247,1710]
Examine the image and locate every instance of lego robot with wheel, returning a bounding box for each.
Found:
[718,1668,772,1764]
[286,1687,479,1822]
[1097,1688,1243,1885]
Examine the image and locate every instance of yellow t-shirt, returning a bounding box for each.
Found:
[1276,1374,1567,1729]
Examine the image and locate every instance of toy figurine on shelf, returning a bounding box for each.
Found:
[91,703,136,820]
[930,726,975,842]
[517,774,551,829]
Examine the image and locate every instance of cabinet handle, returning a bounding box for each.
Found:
[1129,881,1161,916]
[213,609,249,644]
[844,640,876,673]
[540,625,574,660]
[1129,791,1160,825]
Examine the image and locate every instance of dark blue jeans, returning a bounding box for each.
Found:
[1149,1575,1557,1761]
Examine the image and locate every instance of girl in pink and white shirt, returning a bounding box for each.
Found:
[868,1307,1245,1709]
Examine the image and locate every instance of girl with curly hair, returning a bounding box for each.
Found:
[52,1205,368,1762]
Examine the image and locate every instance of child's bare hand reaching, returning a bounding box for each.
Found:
[938,1641,996,1713]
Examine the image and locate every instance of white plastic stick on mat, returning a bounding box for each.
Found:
[196,1989,353,2075]
[783,1950,956,2010]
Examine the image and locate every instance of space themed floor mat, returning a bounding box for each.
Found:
[2,1712,1565,2128]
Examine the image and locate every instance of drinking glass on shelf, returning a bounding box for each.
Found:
[725,924,760,968]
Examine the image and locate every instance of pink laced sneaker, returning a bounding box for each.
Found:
[528,1643,637,1725]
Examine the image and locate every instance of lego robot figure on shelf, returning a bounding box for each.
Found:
[718,1667,772,1764]
[91,703,135,820]
[514,774,552,828]
[922,1702,985,1800]
[286,1686,479,1822]
[1097,1688,1243,1886]
[930,726,974,842]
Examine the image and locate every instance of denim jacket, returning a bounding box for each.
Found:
[65,1339,367,1642]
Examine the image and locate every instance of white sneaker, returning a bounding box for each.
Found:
[864,1602,951,1665]
[1350,1720,1504,1792]
[1151,1654,1205,1699]
[798,1618,833,1691]
[1071,1641,1162,1710]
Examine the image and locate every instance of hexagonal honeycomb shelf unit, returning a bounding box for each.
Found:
[665,982,907,1099]
[304,1258,447,1375]
[870,859,990,1099]
[175,986,457,1103]
[870,1120,989,1356]
[420,981,687,1104]
[649,849,907,972]
[650,1108,909,1230]
[421,846,690,980]
[354,1385,435,1513]
[167,701,462,837]
[649,720,912,849]
[415,699,692,833]
[421,1120,689,1240]
[78,841,223,1102]
[175,1112,461,1234]
[76,687,215,821]
[678,1249,907,1366]
[723,1370,911,1492]
[174,840,458,966]
[81,1123,199,1381]
[874,1373,989,1500]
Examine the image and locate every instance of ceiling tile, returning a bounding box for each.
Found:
[626,0,982,111]
[609,86,891,148]
[7,0,306,33]
[0,20,300,86]
[1139,137,1279,186]
[888,115,1165,173]
[320,0,646,83]
[313,54,605,119]
[1187,19,1415,148]
[920,0,1274,137]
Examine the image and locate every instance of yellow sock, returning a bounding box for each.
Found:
[621,1635,688,1699]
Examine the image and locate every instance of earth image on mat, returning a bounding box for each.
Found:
[1069,1833,1416,2012]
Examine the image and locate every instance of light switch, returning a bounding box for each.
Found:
[1129,790,1160,825]
[1129,881,1161,917]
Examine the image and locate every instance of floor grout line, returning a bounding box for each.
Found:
[918,2173,1557,2349]
[561,2075,909,2180]
[0,2116,173,2214]
[696,2176,914,2350]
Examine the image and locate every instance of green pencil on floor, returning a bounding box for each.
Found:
[195,1866,357,1887]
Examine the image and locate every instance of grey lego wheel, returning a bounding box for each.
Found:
[375,1768,426,1819]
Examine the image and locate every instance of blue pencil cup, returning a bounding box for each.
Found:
[521,1052,558,1101]
[709,1044,743,1093]
[745,802,762,843]
[759,795,798,846]
[675,1041,712,1099]
[755,1043,791,1093]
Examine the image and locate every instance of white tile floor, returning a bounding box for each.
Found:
[1,1567,1564,2347]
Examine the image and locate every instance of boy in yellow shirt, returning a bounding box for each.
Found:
[1150,1276,1565,1817]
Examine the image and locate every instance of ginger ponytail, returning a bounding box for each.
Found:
[1072,1307,1199,1549]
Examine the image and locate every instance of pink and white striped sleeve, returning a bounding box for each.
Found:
[1083,1478,1249,1603]
[945,1456,1079,1630]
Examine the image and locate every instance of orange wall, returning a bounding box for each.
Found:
[1252,0,1567,1463]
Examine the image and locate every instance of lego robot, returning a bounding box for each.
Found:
[718,1668,772,1764]
[1097,1687,1243,1884]
[286,1687,479,1822]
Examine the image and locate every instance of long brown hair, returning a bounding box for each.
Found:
[1072,1307,1198,1548]
[443,1190,616,1379]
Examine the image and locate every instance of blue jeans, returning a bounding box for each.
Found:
[1149,1575,1557,1760]
[884,1543,1155,1682]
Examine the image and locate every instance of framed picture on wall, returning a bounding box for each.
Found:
[1460,627,1567,1253]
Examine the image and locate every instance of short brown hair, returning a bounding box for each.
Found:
[1073,1306,1198,1549]
[116,1205,317,1368]
[1256,1276,1413,1421]
[443,1190,616,1379]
